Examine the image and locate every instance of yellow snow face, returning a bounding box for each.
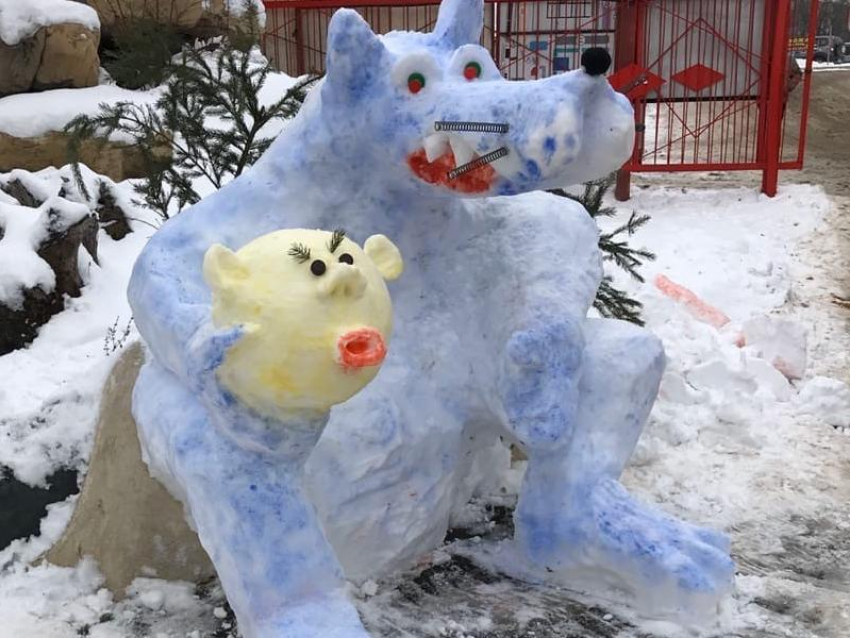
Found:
[203,229,403,420]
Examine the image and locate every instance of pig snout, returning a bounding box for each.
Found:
[319,264,367,299]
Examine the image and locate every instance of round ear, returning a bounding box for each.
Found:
[364,234,404,281]
[203,244,248,293]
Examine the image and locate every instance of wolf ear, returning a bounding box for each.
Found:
[324,9,387,103]
[432,0,483,49]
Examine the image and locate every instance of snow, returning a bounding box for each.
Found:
[0,86,159,140]
[796,376,850,429]
[795,58,850,72]
[0,200,56,308]
[0,0,99,46]
[0,188,95,308]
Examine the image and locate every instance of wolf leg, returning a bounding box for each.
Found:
[508,319,734,616]
[133,362,369,638]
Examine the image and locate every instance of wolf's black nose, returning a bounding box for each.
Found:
[581,47,612,76]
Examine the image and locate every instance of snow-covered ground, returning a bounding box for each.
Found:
[796,58,850,72]
[1,177,847,637]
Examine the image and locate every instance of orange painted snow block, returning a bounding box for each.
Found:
[654,274,732,329]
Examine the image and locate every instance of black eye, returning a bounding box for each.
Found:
[338,253,354,265]
[310,259,326,276]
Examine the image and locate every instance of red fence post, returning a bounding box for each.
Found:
[614,0,639,202]
[761,0,792,197]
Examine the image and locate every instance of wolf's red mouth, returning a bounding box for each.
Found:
[407,148,496,194]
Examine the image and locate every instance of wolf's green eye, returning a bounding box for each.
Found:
[463,62,482,81]
[407,72,426,94]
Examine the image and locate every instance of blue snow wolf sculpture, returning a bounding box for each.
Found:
[129,0,735,635]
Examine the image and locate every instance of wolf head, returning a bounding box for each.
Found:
[314,0,634,197]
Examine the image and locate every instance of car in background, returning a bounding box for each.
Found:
[813,35,845,63]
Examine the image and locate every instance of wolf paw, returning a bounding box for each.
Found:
[516,478,735,615]
[499,320,583,448]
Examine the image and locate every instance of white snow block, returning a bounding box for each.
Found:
[796,376,850,428]
[741,316,807,380]
[744,356,792,402]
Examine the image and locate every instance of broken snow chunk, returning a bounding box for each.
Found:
[686,358,756,396]
[361,579,379,597]
[138,589,165,611]
[744,356,791,402]
[659,372,705,405]
[741,316,807,380]
[796,376,850,428]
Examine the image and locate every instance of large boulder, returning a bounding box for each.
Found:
[0,0,101,96]
[45,342,216,595]
[88,0,204,32]
[0,130,151,182]
[33,23,101,90]
[0,30,46,95]
[88,0,264,42]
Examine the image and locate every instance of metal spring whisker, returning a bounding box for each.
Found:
[448,147,509,180]
[435,121,510,134]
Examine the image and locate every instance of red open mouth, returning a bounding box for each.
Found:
[338,328,387,369]
[407,148,497,194]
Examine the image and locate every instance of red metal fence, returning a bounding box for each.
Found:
[262,0,820,198]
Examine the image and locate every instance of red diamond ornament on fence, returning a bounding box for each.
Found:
[671,64,725,93]
[607,63,666,100]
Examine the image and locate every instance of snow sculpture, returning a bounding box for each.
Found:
[129,0,735,634]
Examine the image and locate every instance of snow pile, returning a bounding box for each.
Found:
[0,201,57,307]
[0,0,100,46]
[0,164,135,308]
[0,195,93,307]
[0,86,159,140]
[795,376,850,430]
[740,316,807,380]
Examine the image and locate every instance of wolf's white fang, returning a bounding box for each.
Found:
[423,133,450,163]
[449,136,476,166]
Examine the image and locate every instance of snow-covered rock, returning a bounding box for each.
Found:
[0,172,101,354]
[0,0,99,46]
[0,0,100,96]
